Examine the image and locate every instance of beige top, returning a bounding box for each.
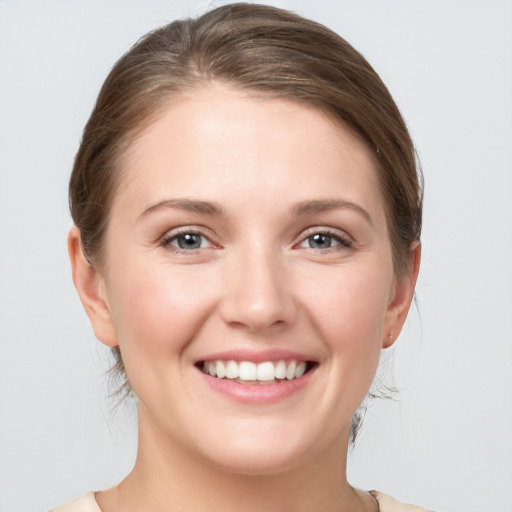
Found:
[50,490,436,511]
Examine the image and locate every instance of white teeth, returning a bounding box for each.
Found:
[225,360,239,379]
[201,359,310,382]
[286,360,297,380]
[256,362,275,381]
[275,360,286,379]
[295,361,306,378]
[239,361,257,380]
[215,360,226,379]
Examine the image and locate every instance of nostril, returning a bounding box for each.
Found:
[219,269,297,332]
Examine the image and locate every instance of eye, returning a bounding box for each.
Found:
[298,230,352,250]
[161,231,212,251]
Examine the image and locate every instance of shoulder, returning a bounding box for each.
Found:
[371,491,436,512]
[49,489,439,512]
[49,492,101,512]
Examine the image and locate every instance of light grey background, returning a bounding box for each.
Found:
[1,1,511,511]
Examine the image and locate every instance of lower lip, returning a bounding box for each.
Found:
[197,367,316,404]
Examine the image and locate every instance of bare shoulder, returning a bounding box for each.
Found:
[371,491,440,512]
[49,492,101,512]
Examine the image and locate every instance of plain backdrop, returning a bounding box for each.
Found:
[0,1,511,511]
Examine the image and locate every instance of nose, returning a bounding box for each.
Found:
[219,246,297,334]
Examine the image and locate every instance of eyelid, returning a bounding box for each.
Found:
[160,226,220,252]
[294,226,353,249]
[157,225,353,253]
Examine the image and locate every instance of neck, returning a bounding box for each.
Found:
[98,406,374,512]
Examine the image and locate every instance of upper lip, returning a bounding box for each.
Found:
[198,348,316,364]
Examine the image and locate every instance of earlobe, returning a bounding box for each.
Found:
[68,226,119,347]
[383,242,421,348]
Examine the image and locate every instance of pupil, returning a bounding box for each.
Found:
[178,233,201,249]
[310,233,331,248]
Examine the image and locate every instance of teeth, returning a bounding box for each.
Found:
[225,360,239,379]
[215,361,226,379]
[295,361,306,378]
[275,360,286,379]
[256,362,275,381]
[286,360,297,380]
[200,359,309,382]
[239,361,257,380]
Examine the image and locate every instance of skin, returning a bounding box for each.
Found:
[69,85,420,512]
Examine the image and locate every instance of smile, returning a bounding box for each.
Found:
[198,359,315,384]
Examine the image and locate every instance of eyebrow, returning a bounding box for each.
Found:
[139,197,372,226]
[139,199,225,219]
[292,199,373,226]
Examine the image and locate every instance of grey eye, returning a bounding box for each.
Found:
[306,233,338,249]
[172,233,208,250]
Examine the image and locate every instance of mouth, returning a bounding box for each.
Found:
[196,359,317,385]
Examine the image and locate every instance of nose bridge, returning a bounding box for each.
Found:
[221,238,296,332]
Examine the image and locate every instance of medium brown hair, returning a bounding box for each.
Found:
[70,2,422,440]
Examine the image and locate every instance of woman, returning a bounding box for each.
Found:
[54,3,430,511]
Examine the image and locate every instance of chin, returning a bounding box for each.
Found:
[190,417,341,477]
[204,442,312,476]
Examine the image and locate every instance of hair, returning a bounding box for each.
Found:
[69,2,423,442]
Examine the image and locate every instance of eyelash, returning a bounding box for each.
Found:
[159,227,353,253]
[160,229,214,252]
[296,228,353,251]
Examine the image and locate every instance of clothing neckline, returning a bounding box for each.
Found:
[85,490,380,512]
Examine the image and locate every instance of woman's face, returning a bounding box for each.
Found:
[75,85,416,474]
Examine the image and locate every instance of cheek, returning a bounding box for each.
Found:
[107,261,218,356]
[105,262,222,405]
[300,262,392,385]
[305,263,391,337]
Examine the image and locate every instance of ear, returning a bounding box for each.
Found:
[383,242,421,348]
[68,226,118,347]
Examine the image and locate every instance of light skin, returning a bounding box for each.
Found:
[69,85,420,512]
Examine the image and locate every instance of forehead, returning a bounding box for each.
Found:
[113,85,385,223]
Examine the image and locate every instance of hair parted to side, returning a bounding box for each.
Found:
[69,2,423,442]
